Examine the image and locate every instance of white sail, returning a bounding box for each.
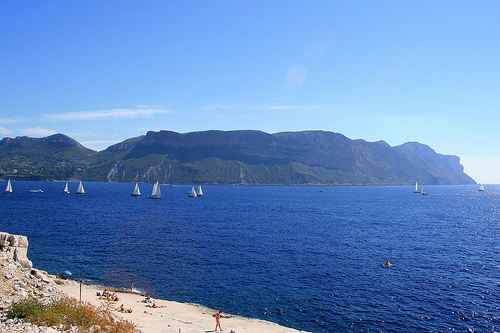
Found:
[63,181,69,194]
[131,183,141,196]
[3,179,12,194]
[75,181,85,194]
[190,186,197,197]
[148,181,161,199]
[196,185,203,196]
[479,183,485,191]
[413,181,420,193]
[421,186,428,195]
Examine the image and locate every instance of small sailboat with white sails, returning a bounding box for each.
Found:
[189,186,197,197]
[63,181,70,194]
[131,183,141,196]
[148,181,161,199]
[75,181,85,194]
[3,179,12,194]
[478,183,485,192]
[196,185,203,196]
[421,186,428,195]
[412,181,420,193]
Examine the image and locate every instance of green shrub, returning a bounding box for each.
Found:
[8,296,137,333]
[7,297,47,319]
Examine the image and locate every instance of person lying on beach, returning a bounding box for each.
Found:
[97,290,119,301]
[117,304,133,313]
[110,293,119,301]
[142,296,152,303]
[146,303,165,308]
[99,291,110,300]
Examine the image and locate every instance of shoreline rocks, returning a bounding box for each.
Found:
[0,232,32,270]
[0,232,67,332]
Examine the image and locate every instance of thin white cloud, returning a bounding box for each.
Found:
[19,127,57,136]
[44,107,172,121]
[0,118,16,124]
[0,126,14,135]
[199,104,239,111]
[199,103,320,112]
[268,105,291,110]
[265,105,322,111]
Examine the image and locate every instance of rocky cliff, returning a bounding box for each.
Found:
[0,130,476,185]
[0,232,67,332]
[94,130,475,185]
[0,232,32,270]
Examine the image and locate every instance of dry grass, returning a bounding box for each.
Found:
[8,296,138,332]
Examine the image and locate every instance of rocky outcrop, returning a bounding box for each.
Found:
[0,232,71,332]
[106,162,125,182]
[0,232,32,270]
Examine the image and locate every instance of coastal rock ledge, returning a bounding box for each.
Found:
[0,231,66,333]
[0,231,33,270]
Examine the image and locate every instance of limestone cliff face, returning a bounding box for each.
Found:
[0,130,476,185]
[0,232,71,332]
[0,232,32,270]
[92,130,475,185]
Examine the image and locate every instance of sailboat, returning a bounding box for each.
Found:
[148,181,161,199]
[421,186,428,195]
[412,181,420,193]
[478,183,485,191]
[63,181,70,194]
[3,179,12,194]
[75,181,85,194]
[196,185,203,196]
[131,183,141,196]
[189,186,197,197]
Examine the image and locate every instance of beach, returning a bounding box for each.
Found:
[0,231,310,333]
[56,279,309,333]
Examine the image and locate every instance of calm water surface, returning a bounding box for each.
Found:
[1,181,500,332]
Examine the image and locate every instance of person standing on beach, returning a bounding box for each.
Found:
[214,310,222,331]
[130,281,134,291]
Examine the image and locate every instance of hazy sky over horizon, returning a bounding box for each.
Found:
[1,1,500,183]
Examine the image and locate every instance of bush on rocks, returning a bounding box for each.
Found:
[7,296,138,333]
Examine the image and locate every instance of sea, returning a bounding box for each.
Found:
[1,181,500,332]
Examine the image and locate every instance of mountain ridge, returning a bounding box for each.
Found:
[0,130,475,185]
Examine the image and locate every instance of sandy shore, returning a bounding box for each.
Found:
[56,279,310,333]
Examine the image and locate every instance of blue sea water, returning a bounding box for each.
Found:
[2,181,500,332]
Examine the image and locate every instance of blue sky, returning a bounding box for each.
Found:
[1,1,500,183]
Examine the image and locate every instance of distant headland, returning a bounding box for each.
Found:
[0,130,475,185]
